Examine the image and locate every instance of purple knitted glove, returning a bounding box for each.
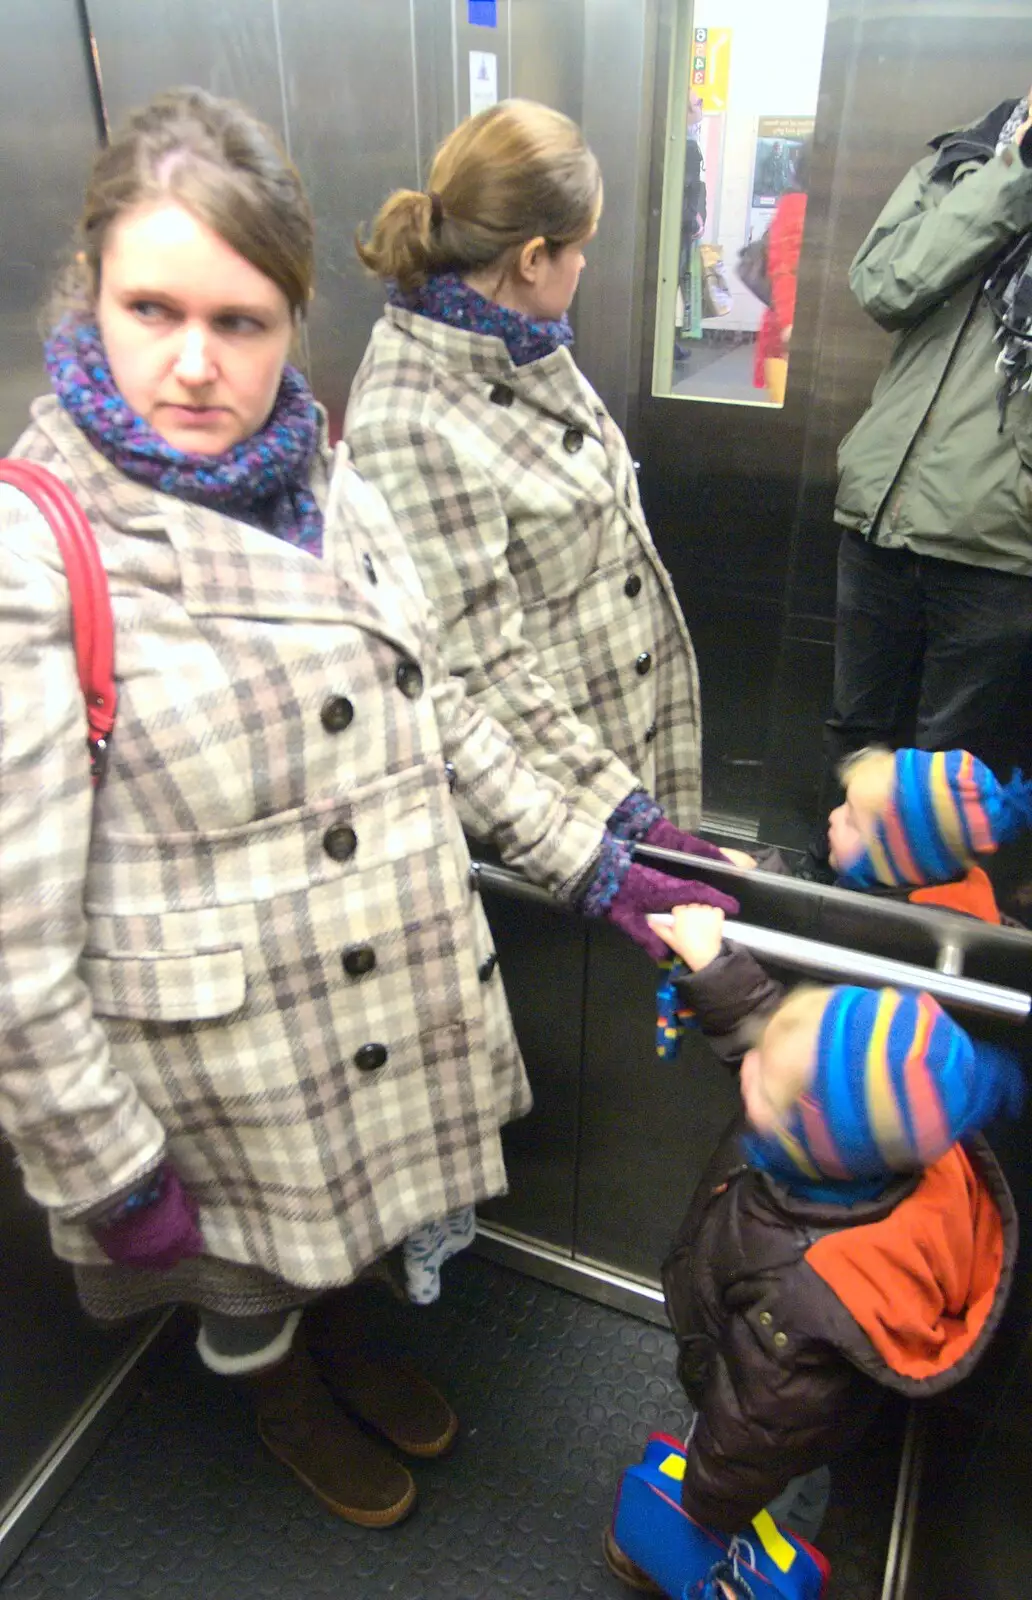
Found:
[91,1165,204,1271]
[641,817,731,863]
[606,793,733,864]
[604,862,739,962]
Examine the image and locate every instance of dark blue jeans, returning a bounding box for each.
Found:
[825,530,1032,779]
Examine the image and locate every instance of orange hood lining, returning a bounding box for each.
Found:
[804,1143,1004,1381]
[908,865,1001,924]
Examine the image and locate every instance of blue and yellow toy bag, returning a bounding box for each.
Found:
[611,1433,830,1600]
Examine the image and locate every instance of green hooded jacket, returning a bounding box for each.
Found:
[835,100,1032,574]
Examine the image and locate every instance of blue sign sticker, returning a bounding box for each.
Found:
[468,0,497,26]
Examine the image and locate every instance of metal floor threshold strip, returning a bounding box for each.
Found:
[0,1258,898,1599]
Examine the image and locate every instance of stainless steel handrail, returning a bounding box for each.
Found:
[647,917,1030,1022]
[632,843,1032,957]
[470,860,1031,1024]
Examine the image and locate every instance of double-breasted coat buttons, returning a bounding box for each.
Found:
[354,1043,388,1072]
[323,823,357,862]
[342,946,376,978]
[321,696,354,733]
[396,660,424,699]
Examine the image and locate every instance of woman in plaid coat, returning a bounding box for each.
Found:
[348,101,729,860]
[0,90,736,1528]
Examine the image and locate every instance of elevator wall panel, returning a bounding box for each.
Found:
[576,925,740,1279]
[86,0,287,138]
[0,1,100,448]
[509,0,582,118]
[476,893,587,1252]
[0,9,155,1571]
[276,0,420,434]
[576,0,655,435]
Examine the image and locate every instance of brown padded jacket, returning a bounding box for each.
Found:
[663,944,1018,1535]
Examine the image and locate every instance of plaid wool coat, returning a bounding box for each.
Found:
[345,309,703,831]
[0,398,604,1290]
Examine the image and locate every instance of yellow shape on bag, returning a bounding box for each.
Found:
[658,1453,686,1482]
[751,1509,796,1573]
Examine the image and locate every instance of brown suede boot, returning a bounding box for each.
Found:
[305,1291,458,1459]
[241,1341,416,1526]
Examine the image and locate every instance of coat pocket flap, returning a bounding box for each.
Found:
[81,946,247,1022]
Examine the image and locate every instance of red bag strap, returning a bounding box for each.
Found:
[0,460,117,785]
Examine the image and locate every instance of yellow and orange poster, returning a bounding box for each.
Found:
[690,26,731,114]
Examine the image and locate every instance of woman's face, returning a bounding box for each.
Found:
[96,201,294,454]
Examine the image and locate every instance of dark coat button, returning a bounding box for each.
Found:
[478,952,498,982]
[644,721,658,743]
[354,1042,388,1072]
[624,573,642,598]
[342,945,376,977]
[444,761,457,792]
[636,651,652,676]
[323,822,357,862]
[396,660,424,699]
[363,552,378,584]
[562,427,584,453]
[489,384,514,406]
[321,695,354,734]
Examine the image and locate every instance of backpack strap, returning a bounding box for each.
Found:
[0,460,117,785]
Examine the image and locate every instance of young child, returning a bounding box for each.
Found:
[605,905,1024,1598]
[825,746,1032,921]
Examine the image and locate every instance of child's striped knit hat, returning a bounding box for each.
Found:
[840,748,1032,889]
[747,986,1024,1185]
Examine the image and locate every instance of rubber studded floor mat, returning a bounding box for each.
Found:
[0,1256,898,1599]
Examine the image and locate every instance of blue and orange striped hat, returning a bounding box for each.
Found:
[840,748,1032,889]
[746,986,1024,1185]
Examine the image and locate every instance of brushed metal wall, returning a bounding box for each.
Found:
[0,1,101,448]
[85,0,288,135]
[275,0,422,435]
[0,7,150,1570]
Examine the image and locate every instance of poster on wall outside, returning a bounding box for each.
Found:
[690,26,731,113]
[751,117,813,209]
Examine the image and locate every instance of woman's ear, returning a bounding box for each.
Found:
[515,236,548,285]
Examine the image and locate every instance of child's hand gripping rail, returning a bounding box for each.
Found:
[646,917,1030,1024]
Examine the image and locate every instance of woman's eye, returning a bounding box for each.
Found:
[130,300,172,323]
[215,314,265,336]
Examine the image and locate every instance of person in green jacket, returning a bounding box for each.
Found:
[800,91,1032,880]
